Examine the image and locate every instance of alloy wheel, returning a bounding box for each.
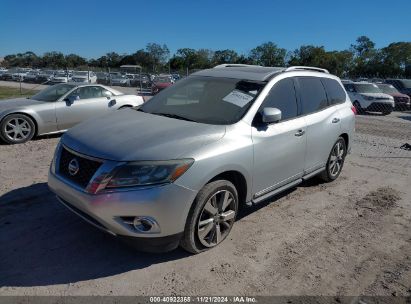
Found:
[329,141,345,177]
[197,190,236,248]
[4,117,32,142]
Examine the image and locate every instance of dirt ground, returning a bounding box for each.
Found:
[0,111,410,296]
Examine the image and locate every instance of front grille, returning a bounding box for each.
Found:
[58,147,102,188]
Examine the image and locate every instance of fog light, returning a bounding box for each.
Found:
[121,216,160,234]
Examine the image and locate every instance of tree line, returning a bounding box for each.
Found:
[2,36,411,78]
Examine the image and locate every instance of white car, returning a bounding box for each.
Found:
[12,70,30,81]
[343,81,394,115]
[23,70,40,82]
[52,72,72,83]
[71,71,97,84]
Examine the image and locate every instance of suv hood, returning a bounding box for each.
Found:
[0,98,44,112]
[62,109,226,161]
[359,92,393,99]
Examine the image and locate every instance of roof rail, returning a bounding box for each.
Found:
[285,66,329,74]
[213,64,262,69]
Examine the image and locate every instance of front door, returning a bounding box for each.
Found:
[252,77,306,198]
[56,86,115,130]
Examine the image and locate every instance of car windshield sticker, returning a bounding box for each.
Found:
[223,90,254,107]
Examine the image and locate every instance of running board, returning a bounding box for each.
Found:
[302,167,325,180]
[251,179,302,205]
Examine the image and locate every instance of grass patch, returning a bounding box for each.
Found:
[0,87,38,100]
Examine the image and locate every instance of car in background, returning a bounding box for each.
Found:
[0,83,144,144]
[0,69,9,78]
[71,71,97,84]
[171,73,181,82]
[343,82,394,115]
[376,83,410,111]
[36,70,56,83]
[96,72,109,85]
[151,75,174,94]
[12,69,30,81]
[110,74,131,87]
[0,69,15,81]
[384,79,411,99]
[23,70,40,83]
[52,71,72,84]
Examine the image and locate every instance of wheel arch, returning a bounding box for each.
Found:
[206,170,248,208]
[339,133,349,150]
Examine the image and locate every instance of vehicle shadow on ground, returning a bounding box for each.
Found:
[237,177,325,220]
[398,115,411,122]
[0,183,190,287]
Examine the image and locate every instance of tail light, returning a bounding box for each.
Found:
[351,105,357,115]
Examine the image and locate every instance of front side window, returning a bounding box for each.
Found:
[322,78,346,105]
[297,77,328,115]
[69,86,105,99]
[140,76,265,125]
[258,78,298,121]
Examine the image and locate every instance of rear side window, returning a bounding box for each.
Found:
[297,77,328,115]
[322,78,346,105]
[259,78,298,121]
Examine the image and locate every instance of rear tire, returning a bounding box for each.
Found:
[180,180,238,254]
[319,137,347,182]
[0,114,36,144]
[353,101,363,114]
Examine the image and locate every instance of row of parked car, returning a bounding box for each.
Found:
[341,78,411,114]
[0,68,98,84]
[0,67,181,94]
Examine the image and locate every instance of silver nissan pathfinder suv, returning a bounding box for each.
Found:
[48,65,355,253]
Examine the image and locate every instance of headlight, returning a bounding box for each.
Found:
[362,95,375,100]
[105,159,194,189]
[50,141,62,174]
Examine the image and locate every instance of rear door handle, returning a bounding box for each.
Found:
[295,129,305,137]
[332,118,340,123]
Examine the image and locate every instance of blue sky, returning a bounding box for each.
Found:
[0,0,410,59]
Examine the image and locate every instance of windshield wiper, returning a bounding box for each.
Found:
[151,112,196,122]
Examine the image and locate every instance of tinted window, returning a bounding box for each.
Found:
[259,78,298,121]
[322,78,346,105]
[298,77,328,114]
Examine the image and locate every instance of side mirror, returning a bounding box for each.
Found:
[262,107,282,123]
[65,95,80,104]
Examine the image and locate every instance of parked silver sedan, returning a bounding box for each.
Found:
[0,83,144,144]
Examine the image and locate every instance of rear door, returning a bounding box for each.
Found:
[55,86,115,130]
[296,77,342,173]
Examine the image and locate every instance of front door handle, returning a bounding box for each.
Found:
[295,129,305,137]
[332,117,340,123]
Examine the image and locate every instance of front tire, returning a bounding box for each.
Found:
[319,137,347,182]
[0,114,36,144]
[180,180,238,254]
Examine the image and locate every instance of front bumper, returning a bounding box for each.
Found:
[48,170,198,250]
[365,102,394,112]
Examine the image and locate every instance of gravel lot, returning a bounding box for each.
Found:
[0,111,410,296]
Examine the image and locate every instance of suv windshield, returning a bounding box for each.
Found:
[400,80,411,89]
[377,84,399,94]
[140,76,265,125]
[354,83,382,93]
[31,84,76,102]
[74,71,88,76]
